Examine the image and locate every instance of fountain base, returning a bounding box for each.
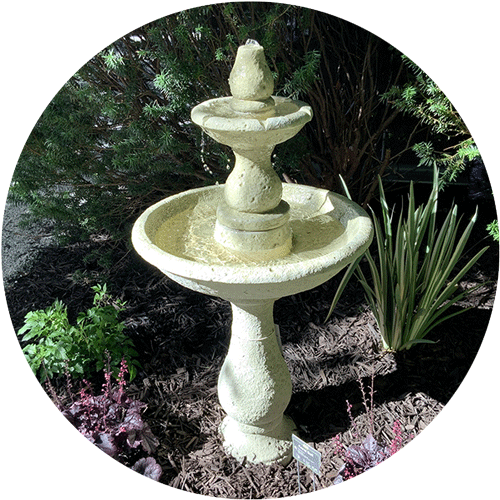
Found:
[220,414,296,465]
[217,299,294,465]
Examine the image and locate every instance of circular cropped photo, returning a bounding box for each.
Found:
[3,2,498,498]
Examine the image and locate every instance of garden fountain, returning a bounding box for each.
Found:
[132,40,373,465]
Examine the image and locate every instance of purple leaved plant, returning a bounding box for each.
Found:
[60,358,162,480]
[62,385,158,457]
[333,374,406,484]
[334,434,390,484]
[131,457,163,481]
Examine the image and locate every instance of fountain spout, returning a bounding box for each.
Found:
[229,39,274,104]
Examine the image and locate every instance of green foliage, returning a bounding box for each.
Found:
[327,169,488,351]
[17,284,140,382]
[487,219,499,242]
[12,9,229,243]
[383,56,481,182]
[281,50,321,98]
[102,49,125,71]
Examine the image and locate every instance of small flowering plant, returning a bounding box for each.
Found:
[333,420,403,484]
[333,375,406,484]
[57,358,162,480]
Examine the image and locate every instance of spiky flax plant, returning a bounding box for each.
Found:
[327,169,488,351]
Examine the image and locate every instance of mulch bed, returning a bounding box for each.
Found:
[4,232,497,498]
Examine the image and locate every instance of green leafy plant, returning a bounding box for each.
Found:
[487,220,499,242]
[18,284,140,381]
[327,169,488,351]
[383,55,480,183]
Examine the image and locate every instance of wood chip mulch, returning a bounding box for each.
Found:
[4,235,497,498]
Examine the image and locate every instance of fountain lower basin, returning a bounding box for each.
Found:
[132,182,372,465]
[132,183,372,302]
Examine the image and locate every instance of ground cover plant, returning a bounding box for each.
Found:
[328,168,489,351]
[17,284,140,381]
[333,376,408,483]
[47,357,162,481]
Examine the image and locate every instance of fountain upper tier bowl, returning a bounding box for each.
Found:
[191,96,312,150]
[132,183,373,302]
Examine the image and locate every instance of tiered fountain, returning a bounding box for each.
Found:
[132,40,373,466]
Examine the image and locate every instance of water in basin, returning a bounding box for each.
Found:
[199,96,303,122]
[154,191,346,267]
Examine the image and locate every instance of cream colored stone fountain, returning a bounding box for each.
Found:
[132,40,373,466]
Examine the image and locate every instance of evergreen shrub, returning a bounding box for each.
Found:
[383,55,481,183]
[12,3,412,245]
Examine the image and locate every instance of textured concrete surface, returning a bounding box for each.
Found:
[132,40,372,466]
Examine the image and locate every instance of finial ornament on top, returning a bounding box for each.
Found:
[228,40,274,102]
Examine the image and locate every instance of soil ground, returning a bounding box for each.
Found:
[3,207,497,497]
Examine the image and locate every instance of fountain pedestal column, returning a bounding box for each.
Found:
[224,147,282,213]
[218,299,295,465]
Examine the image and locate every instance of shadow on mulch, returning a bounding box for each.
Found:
[3,237,498,498]
[288,304,490,440]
